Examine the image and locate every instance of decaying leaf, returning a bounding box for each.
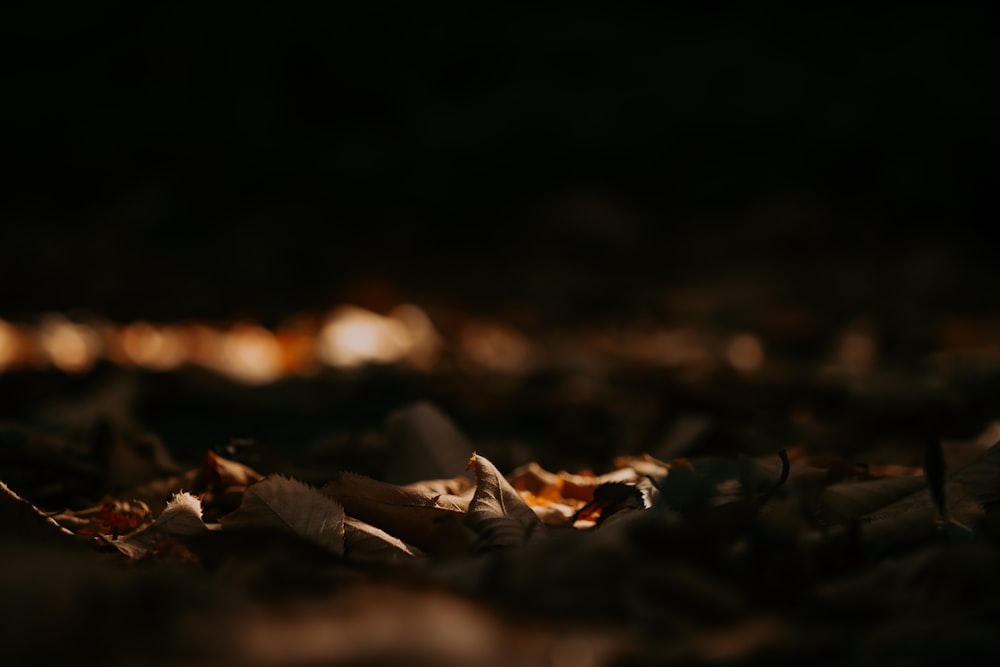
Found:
[53,498,152,538]
[114,491,210,558]
[344,516,423,562]
[222,476,345,557]
[323,472,470,556]
[465,453,544,549]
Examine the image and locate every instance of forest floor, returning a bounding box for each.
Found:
[3,305,1000,667]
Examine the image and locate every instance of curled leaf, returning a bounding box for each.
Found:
[323,473,470,556]
[222,476,344,557]
[344,516,423,562]
[465,453,544,550]
[114,491,209,558]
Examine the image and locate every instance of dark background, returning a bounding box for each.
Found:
[3,4,997,334]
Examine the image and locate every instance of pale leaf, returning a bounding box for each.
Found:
[465,453,544,549]
[322,472,469,556]
[222,476,344,557]
[114,491,209,558]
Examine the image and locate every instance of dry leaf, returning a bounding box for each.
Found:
[856,443,1000,547]
[323,472,470,556]
[199,450,264,488]
[820,476,928,524]
[344,516,423,562]
[405,476,474,499]
[114,491,210,558]
[948,440,1000,505]
[53,498,152,538]
[465,453,544,549]
[222,476,345,557]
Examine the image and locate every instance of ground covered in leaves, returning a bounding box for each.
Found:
[3,355,1000,667]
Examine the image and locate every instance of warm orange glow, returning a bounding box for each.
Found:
[726,333,764,373]
[217,323,284,384]
[317,306,413,368]
[0,319,17,369]
[119,322,189,370]
[0,305,792,383]
[459,322,533,373]
[275,325,320,375]
[39,317,100,374]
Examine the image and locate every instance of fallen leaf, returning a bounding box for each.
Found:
[465,453,544,550]
[114,491,210,558]
[54,498,153,538]
[856,443,1000,548]
[323,472,470,556]
[405,476,474,499]
[222,476,345,557]
[820,476,928,525]
[200,450,264,488]
[344,516,423,562]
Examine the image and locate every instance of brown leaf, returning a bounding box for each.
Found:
[114,491,210,558]
[53,498,153,538]
[949,439,1000,505]
[323,472,470,556]
[465,453,544,549]
[856,442,1000,547]
[200,450,264,488]
[344,516,423,562]
[222,476,344,557]
[820,476,928,524]
[405,476,474,499]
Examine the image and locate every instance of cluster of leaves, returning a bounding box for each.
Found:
[5,401,1000,666]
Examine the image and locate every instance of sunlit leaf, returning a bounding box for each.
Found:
[114,491,209,558]
[322,472,469,556]
[222,476,344,557]
[465,453,544,549]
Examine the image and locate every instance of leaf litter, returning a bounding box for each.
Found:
[4,392,1000,666]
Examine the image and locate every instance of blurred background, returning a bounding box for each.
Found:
[1,4,999,478]
[3,4,996,331]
